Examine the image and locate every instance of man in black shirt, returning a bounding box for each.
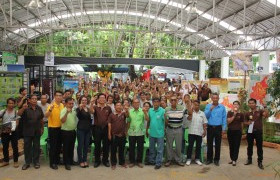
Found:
[18,95,44,170]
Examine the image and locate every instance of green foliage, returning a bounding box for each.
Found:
[263,136,280,144]
[19,25,203,59]
[267,69,280,115]
[207,61,221,78]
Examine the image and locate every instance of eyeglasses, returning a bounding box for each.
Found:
[170,99,177,101]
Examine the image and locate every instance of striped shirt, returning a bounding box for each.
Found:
[166,105,186,128]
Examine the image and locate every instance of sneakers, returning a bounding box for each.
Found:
[232,161,236,166]
[195,160,203,166]
[186,160,191,166]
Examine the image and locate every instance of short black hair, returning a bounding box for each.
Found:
[233,101,240,105]
[193,100,200,104]
[30,94,38,99]
[139,92,146,96]
[152,97,160,102]
[64,89,71,94]
[211,92,219,97]
[6,98,16,104]
[248,98,257,104]
[65,97,74,103]
[55,90,63,96]
[97,93,106,99]
[19,87,27,94]
[114,101,122,106]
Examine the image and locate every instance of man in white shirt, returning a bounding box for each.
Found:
[37,94,50,126]
[186,100,207,166]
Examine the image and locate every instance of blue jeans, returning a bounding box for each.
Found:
[77,129,91,163]
[148,137,164,166]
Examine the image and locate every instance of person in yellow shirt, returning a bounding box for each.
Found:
[45,91,64,170]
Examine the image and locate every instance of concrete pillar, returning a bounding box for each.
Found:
[221,57,229,78]
[259,51,270,74]
[18,55,24,65]
[199,60,206,81]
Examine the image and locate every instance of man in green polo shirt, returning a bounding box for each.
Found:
[146,97,167,170]
[127,98,148,168]
[60,97,77,170]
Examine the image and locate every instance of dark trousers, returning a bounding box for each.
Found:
[48,127,62,165]
[77,129,91,163]
[187,134,202,160]
[207,125,222,161]
[24,135,40,165]
[181,128,186,154]
[62,130,76,165]
[227,130,242,161]
[94,126,109,163]
[1,132,18,162]
[129,135,144,164]
[247,130,263,162]
[111,136,126,166]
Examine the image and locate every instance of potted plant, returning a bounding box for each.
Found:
[267,69,280,119]
[264,69,280,150]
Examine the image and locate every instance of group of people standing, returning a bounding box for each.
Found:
[0,78,268,171]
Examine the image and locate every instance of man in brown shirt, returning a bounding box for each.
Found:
[227,101,244,166]
[92,93,112,168]
[244,98,268,170]
[199,83,212,101]
[108,102,128,170]
[18,95,44,170]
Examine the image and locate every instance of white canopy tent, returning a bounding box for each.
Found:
[151,66,194,80]
[56,64,84,72]
[151,66,195,74]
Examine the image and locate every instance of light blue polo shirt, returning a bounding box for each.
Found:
[148,107,165,138]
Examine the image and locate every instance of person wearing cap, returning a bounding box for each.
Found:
[164,96,187,167]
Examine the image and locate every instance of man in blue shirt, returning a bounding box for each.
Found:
[146,97,166,170]
[204,93,227,166]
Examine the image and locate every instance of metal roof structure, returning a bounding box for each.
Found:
[1,0,280,60]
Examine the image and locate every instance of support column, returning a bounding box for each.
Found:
[259,51,270,74]
[221,57,229,79]
[199,60,206,81]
